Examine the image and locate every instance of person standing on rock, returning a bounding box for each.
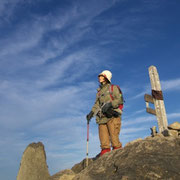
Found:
[86,70,124,156]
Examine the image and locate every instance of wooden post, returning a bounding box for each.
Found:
[144,94,156,115]
[148,66,168,133]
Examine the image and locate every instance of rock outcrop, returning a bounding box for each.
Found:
[51,136,180,180]
[17,142,50,180]
[17,133,180,180]
[73,136,180,180]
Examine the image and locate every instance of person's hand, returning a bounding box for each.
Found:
[86,111,94,123]
[102,102,112,114]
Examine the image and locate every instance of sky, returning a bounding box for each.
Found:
[0,0,180,179]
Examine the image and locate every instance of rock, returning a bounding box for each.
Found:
[50,169,75,180]
[71,158,93,174]
[17,142,50,180]
[58,174,75,180]
[124,138,143,147]
[73,136,180,180]
[168,129,179,137]
[168,122,180,130]
[167,122,180,137]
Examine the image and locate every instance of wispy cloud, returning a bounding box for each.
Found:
[121,127,147,135]
[0,80,96,128]
[0,23,44,57]
[0,0,180,179]
[123,115,156,126]
[0,2,120,176]
[167,112,180,119]
[130,77,180,100]
[0,0,21,19]
[0,0,119,84]
[161,78,180,91]
[132,91,148,100]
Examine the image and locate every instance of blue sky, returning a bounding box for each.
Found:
[0,0,180,179]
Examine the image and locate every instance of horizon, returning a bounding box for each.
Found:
[0,0,180,179]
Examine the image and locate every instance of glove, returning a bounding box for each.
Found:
[86,111,94,123]
[102,102,112,114]
[104,108,120,118]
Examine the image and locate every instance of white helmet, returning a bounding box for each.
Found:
[98,70,112,82]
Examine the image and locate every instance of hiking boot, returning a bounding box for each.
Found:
[100,148,111,156]
[93,150,109,161]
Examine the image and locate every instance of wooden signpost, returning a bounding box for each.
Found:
[144,66,168,133]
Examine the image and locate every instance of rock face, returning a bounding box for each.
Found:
[73,136,180,180]
[17,142,50,180]
[50,169,75,180]
[20,137,180,180]
[71,136,180,180]
[71,158,94,174]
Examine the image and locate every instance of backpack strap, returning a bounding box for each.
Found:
[109,84,124,112]
[97,88,101,98]
[109,84,114,100]
[109,84,124,103]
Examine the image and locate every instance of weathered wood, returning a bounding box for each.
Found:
[145,102,149,108]
[144,94,154,104]
[146,107,156,115]
[148,66,168,133]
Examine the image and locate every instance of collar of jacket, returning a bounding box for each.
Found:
[99,82,111,89]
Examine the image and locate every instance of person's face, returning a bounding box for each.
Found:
[98,75,106,83]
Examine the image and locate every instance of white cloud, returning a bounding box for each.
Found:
[34,48,99,88]
[0,79,96,128]
[0,23,44,57]
[133,109,146,115]
[130,77,180,100]
[1,1,179,179]
[161,78,180,91]
[0,0,21,19]
[167,112,180,119]
[0,78,97,175]
[0,0,119,92]
[0,0,115,59]
[132,91,148,99]
[121,127,147,135]
[123,115,156,126]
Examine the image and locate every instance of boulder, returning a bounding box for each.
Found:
[17,142,50,180]
[168,121,180,130]
[168,122,180,137]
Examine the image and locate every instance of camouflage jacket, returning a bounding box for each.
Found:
[91,83,123,124]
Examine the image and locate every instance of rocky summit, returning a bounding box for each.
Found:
[51,136,180,180]
[17,135,180,180]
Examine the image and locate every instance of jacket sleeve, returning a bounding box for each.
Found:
[91,94,100,113]
[111,85,123,109]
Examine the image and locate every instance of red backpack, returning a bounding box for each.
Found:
[109,84,124,111]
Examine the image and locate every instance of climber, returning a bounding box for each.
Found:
[86,70,124,156]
